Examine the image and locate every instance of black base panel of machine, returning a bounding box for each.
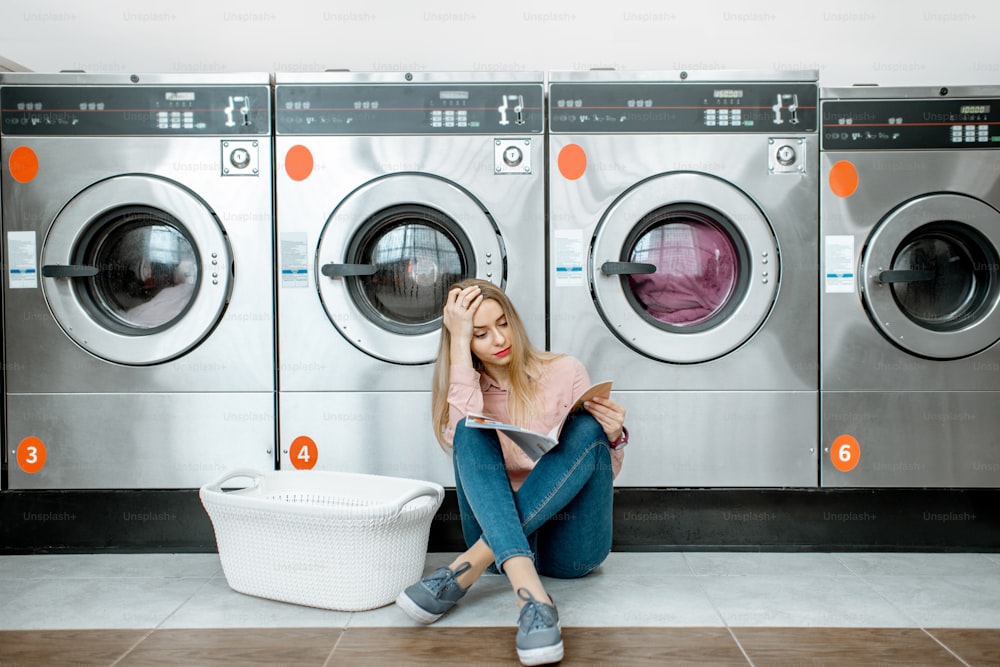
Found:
[1,489,998,554]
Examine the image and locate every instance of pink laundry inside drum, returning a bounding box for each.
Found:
[627,221,739,326]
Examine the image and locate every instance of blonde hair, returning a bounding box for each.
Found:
[431,278,557,449]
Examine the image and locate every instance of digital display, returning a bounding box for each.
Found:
[549,82,818,133]
[275,83,544,134]
[821,98,1000,149]
[1,85,269,136]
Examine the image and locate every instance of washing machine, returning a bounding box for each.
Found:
[273,71,545,485]
[1,72,276,489]
[820,85,1000,487]
[0,59,28,490]
[548,70,819,487]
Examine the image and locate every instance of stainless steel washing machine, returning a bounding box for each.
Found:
[548,70,819,487]
[273,71,545,485]
[820,85,1000,487]
[1,72,275,489]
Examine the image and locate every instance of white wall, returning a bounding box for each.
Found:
[1,0,999,86]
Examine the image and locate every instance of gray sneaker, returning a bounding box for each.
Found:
[515,588,564,666]
[395,562,471,624]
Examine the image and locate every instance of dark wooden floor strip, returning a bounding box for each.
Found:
[730,627,966,666]
[329,626,752,665]
[328,626,518,665]
[560,627,750,666]
[0,629,150,667]
[117,628,342,666]
[3,627,1000,666]
[926,628,1000,667]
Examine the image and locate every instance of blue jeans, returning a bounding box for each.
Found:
[452,411,614,578]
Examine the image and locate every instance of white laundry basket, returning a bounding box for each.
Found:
[200,469,444,611]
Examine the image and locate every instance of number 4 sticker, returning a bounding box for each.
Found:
[16,436,47,474]
[831,434,861,473]
[289,436,318,470]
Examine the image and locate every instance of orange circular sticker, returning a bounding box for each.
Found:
[557,143,587,180]
[831,434,861,472]
[829,160,859,198]
[9,146,39,184]
[16,436,47,474]
[289,435,318,470]
[284,144,314,182]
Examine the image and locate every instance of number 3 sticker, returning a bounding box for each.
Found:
[831,434,860,472]
[16,436,48,474]
[289,436,318,470]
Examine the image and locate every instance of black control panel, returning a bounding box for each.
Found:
[548,82,818,133]
[0,85,270,136]
[822,98,1000,149]
[275,83,544,135]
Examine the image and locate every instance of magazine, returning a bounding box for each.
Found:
[464,381,613,461]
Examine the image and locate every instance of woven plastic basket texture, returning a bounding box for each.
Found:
[200,469,444,611]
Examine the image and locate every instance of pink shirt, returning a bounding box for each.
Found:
[445,354,625,490]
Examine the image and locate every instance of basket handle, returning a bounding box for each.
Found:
[389,483,444,516]
[203,469,265,494]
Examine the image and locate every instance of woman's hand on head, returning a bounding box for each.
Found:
[583,395,626,443]
[442,285,483,342]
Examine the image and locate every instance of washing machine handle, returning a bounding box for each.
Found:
[876,269,934,284]
[320,263,377,278]
[600,261,657,276]
[41,264,100,279]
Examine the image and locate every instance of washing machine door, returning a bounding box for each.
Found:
[860,193,1000,359]
[316,173,504,364]
[39,175,233,365]
[591,172,779,363]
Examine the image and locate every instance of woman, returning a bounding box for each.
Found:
[396,279,628,666]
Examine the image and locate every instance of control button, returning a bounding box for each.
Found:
[230,148,251,169]
[494,138,533,175]
[503,146,523,167]
[776,145,797,166]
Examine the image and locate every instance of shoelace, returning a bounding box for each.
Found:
[425,562,471,594]
[517,588,556,630]
[422,568,454,594]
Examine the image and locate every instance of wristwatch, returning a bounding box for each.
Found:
[609,426,629,450]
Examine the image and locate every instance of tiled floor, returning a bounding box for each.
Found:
[1,551,999,665]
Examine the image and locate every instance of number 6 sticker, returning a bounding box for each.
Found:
[16,436,48,474]
[831,434,860,472]
[289,435,318,470]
